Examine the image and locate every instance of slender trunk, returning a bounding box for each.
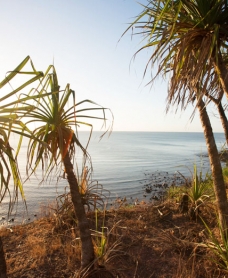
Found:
[63,152,94,269]
[214,55,228,99]
[197,98,228,227]
[204,90,228,145]
[217,102,228,146]
[0,237,7,278]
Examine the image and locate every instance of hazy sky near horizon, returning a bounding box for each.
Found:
[0,0,224,132]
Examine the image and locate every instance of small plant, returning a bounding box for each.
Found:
[187,165,214,219]
[75,210,122,277]
[203,217,228,273]
[52,166,110,230]
[165,165,215,219]
[79,167,110,211]
[93,209,108,266]
[92,210,113,265]
[53,188,76,230]
[91,209,122,267]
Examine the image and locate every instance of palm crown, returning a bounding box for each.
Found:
[125,0,228,108]
[24,65,111,181]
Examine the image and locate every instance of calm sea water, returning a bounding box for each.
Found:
[0,131,226,224]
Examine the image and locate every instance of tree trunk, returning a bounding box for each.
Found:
[217,101,228,146]
[204,90,228,145]
[0,236,7,278]
[214,55,228,99]
[63,152,95,270]
[197,98,228,227]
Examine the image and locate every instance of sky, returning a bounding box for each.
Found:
[0,0,225,132]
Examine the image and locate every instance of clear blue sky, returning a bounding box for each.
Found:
[0,0,224,132]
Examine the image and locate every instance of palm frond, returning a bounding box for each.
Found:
[124,0,228,111]
[24,64,113,182]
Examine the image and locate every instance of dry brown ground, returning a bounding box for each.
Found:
[0,200,227,278]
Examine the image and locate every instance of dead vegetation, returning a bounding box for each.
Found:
[1,196,228,278]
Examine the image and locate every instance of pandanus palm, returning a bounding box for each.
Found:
[0,56,44,277]
[23,65,111,270]
[124,0,228,225]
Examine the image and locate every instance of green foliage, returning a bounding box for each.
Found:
[165,165,214,218]
[91,210,122,267]
[0,56,45,212]
[203,217,228,272]
[182,165,214,220]
[188,165,214,209]
[22,64,112,180]
[93,209,107,264]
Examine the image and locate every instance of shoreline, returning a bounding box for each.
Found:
[0,170,190,227]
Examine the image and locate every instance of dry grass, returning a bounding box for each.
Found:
[0,199,227,278]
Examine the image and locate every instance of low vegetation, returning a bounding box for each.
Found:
[1,166,228,277]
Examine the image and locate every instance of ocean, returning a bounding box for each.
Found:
[0,131,226,225]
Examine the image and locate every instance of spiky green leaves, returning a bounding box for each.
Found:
[24,65,112,180]
[0,56,44,211]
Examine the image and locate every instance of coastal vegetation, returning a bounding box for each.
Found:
[1,166,228,277]
[0,57,112,276]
